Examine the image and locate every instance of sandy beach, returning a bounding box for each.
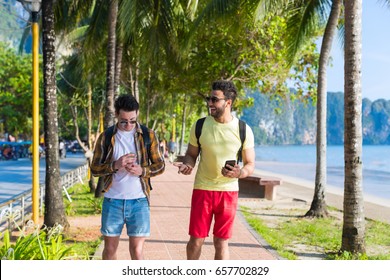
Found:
[250,167,390,224]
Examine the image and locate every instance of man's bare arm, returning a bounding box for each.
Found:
[177,144,199,175]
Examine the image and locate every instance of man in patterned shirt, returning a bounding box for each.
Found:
[91,94,165,260]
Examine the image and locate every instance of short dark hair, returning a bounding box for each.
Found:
[114,94,139,114]
[212,80,237,103]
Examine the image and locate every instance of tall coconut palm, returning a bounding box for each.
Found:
[42,0,69,229]
[263,0,339,218]
[304,0,342,217]
[55,0,118,128]
[104,0,118,128]
[268,0,338,218]
[341,0,365,254]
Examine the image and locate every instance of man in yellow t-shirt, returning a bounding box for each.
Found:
[177,80,255,260]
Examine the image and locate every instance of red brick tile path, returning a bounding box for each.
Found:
[94,162,279,260]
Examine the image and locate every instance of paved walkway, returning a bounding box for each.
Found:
[94,162,279,260]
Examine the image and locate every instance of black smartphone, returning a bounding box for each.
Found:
[224,160,236,170]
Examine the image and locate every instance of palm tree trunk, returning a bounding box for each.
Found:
[42,0,69,229]
[179,96,188,155]
[306,0,342,217]
[145,67,152,125]
[342,0,365,254]
[104,0,118,128]
[114,40,123,99]
[87,83,96,193]
[134,61,140,102]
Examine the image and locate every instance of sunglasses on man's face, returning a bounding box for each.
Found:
[119,120,137,126]
[205,96,226,103]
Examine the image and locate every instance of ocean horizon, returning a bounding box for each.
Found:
[255,145,390,200]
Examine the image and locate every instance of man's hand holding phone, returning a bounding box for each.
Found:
[224,160,236,170]
[124,153,142,176]
[115,153,136,170]
[222,160,240,178]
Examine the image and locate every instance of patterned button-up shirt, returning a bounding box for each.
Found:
[90,123,165,201]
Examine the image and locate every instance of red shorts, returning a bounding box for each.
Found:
[189,189,238,239]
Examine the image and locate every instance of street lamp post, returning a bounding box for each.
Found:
[18,0,42,224]
[172,114,176,143]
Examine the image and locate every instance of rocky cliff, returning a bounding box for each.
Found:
[241,91,390,145]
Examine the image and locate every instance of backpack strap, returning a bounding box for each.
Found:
[139,124,152,190]
[237,120,246,163]
[95,125,115,197]
[102,125,115,162]
[195,117,206,151]
[140,124,151,163]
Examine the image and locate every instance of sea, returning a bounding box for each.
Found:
[255,145,390,200]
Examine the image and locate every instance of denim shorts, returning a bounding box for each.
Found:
[101,197,150,237]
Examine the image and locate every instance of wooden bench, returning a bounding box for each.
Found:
[175,155,185,162]
[238,176,282,200]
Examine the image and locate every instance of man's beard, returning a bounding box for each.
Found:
[209,105,226,118]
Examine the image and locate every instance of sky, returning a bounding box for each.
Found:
[326,1,390,101]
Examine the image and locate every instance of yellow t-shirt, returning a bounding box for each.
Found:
[189,116,255,191]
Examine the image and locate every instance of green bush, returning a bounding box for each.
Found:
[0,221,88,260]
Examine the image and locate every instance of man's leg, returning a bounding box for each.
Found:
[213,237,229,260]
[187,236,205,260]
[126,198,150,260]
[102,236,120,260]
[212,191,238,260]
[101,198,125,260]
[129,237,146,260]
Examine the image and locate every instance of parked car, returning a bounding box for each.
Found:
[67,142,83,154]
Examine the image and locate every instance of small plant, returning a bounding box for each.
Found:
[0,208,88,260]
[65,182,103,215]
[86,197,103,214]
[64,200,76,216]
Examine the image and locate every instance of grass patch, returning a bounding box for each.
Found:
[67,239,102,259]
[65,181,103,216]
[243,212,296,259]
[62,180,103,259]
[241,206,390,260]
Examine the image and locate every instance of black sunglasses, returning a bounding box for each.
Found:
[119,120,137,126]
[205,96,226,103]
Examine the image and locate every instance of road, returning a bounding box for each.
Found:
[0,153,87,203]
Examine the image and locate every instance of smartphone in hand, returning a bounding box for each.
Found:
[224,160,236,170]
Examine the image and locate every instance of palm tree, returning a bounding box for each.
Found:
[104,0,118,128]
[304,0,343,217]
[54,0,118,129]
[260,0,339,218]
[341,0,365,254]
[41,0,69,229]
[269,0,338,218]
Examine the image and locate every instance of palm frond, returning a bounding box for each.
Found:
[18,20,32,54]
[377,0,390,9]
[285,0,332,64]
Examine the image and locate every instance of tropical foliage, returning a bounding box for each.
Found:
[1,2,320,145]
[0,220,84,260]
[0,42,43,139]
